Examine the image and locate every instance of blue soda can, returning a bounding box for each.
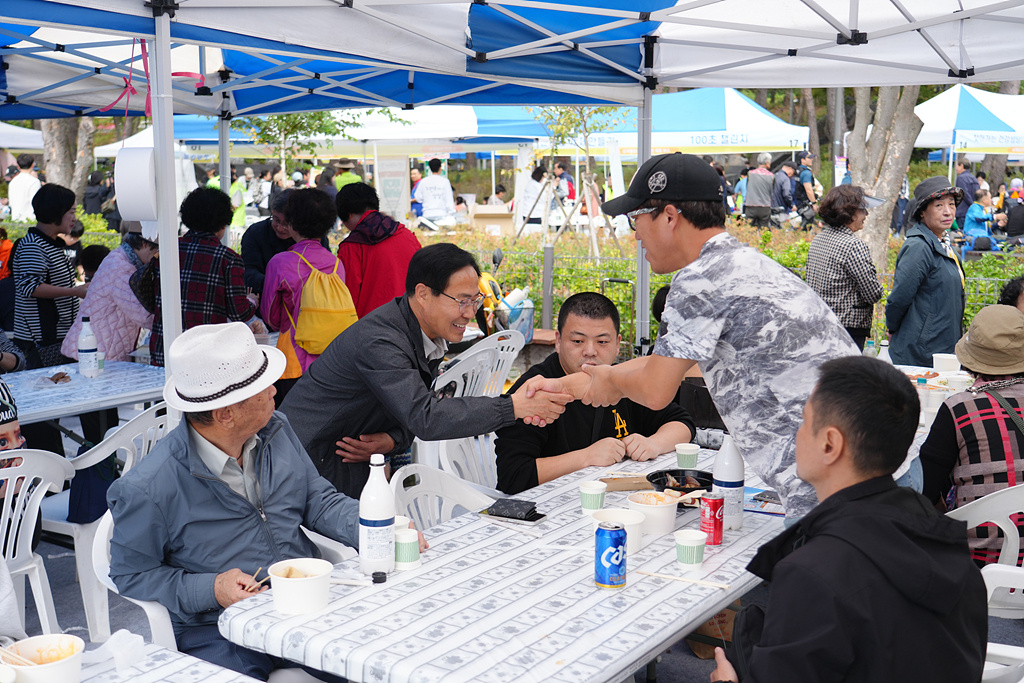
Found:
[595,522,627,589]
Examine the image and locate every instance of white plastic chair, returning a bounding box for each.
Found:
[390,464,495,531]
[432,350,494,400]
[438,433,503,498]
[39,402,170,642]
[2,449,74,635]
[458,329,525,398]
[984,642,1024,682]
[946,485,1024,618]
[94,511,356,651]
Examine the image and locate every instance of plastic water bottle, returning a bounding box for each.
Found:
[498,287,530,311]
[862,340,877,357]
[78,316,99,378]
[713,435,745,530]
[877,340,893,364]
[359,454,395,575]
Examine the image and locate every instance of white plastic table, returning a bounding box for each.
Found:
[219,450,784,683]
[4,361,165,425]
[81,642,260,682]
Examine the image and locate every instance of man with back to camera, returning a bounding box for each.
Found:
[709,356,986,683]
[495,292,695,495]
[414,158,456,226]
[280,243,572,499]
[8,154,40,223]
[771,161,795,213]
[521,153,859,518]
[743,152,775,228]
[955,158,980,224]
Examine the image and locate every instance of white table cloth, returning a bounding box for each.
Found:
[220,450,783,683]
[81,643,260,683]
[4,361,165,425]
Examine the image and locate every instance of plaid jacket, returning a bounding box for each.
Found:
[805,224,883,329]
[149,231,255,367]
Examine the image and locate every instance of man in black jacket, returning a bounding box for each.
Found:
[280,243,572,498]
[239,189,328,297]
[710,356,987,683]
[496,293,694,495]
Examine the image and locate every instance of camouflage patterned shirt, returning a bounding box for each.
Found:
[654,232,859,516]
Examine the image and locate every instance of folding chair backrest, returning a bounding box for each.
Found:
[116,403,171,473]
[390,464,494,531]
[475,330,525,397]
[433,349,495,399]
[0,450,73,570]
[439,434,498,490]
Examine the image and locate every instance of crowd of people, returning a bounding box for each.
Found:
[3,148,1024,683]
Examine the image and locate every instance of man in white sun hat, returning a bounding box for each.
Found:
[107,322,363,682]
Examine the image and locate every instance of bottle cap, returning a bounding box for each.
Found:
[82,316,90,322]
[370,453,384,466]
[372,571,387,584]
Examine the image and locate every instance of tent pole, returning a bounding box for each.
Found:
[491,150,496,198]
[635,85,653,354]
[151,12,182,385]
[948,144,955,183]
[218,104,231,248]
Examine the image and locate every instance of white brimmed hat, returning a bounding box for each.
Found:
[163,322,286,412]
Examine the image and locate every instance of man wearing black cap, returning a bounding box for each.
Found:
[523,153,859,517]
[772,161,796,213]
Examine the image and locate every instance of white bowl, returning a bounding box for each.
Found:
[627,492,680,536]
[591,509,646,556]
[268,558,333,615]
[932,353,960,372]
[4,634,84,683]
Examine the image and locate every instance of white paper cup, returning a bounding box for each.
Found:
[268,558,333,615]
[947,375,972,392]
[395,528,421,570]
[592,509,645,556]
[579,481,607,513]
[95,352,105,372]
[395,515,412,530]
[4,634,84,683]
[627,491,679,536]
[675,529,707,572]
[675,443,699,469]
[0,663,15,683]
[933,353,960,372]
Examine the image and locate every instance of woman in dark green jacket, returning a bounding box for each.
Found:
[885,177,966,367]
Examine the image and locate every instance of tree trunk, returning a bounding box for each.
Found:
[847,86,923,270]
[755,89,768,109]
[978,80,1021,191]
[826,88,848,157]
[71,118,96,203]
[112,116,143,143]
[802,88,820,175]
[40,119,78,189]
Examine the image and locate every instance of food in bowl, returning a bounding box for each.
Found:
[629,491,680,506]
[272,565,310,579]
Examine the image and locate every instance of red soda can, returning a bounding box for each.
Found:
[700,492,724,546]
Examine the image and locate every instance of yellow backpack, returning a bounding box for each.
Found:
[285,252,358,355]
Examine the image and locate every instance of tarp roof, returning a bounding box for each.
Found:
[914,84,1024,154]
[0,120,42,150]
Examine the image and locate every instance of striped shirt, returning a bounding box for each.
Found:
[12,227,79,345]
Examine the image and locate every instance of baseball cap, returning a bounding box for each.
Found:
[797,151,816,162]
[601,153,724,217]
[781,160,798,170]
[291,171,303,182]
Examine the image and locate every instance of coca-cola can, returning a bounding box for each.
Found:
[700,491,724,546]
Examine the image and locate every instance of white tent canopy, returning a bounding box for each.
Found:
[915,84,1024,154]
[0,121,42,151]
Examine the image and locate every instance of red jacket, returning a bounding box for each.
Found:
[337,225,421,319]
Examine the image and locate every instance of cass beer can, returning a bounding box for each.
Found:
[700,491,724,546]
[595,522,627,589]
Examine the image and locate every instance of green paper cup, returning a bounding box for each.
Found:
[579,481,607,513]
[675,443,699,469]
[674,529,707,571]
[395,528,421,570]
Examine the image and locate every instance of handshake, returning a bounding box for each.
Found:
[510,364,622,426]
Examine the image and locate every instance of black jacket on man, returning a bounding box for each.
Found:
[727,476,987,683]
[495,352,694,495]
[239,217,328,297]
[280,295,517,498]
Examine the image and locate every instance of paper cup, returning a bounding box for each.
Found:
[268,558,333,615]
[395,515,412,530]
[0,664,14,683]
[675,529,707,572]
[947,375,972,392]
[579,481,607,513]
[95,352,105,372]
[4,634,84,683]
[592,509,645,556]
[933,353,960,372]
[395,528,421,570]
[675,443,700,469]
[627,492,679,536]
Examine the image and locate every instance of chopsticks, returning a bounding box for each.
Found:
[637,570,731,590]
[0,649,37,666]
[331,578,372,587]
[246,566,270,592]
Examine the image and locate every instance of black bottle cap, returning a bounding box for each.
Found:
[372,571,386,584]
